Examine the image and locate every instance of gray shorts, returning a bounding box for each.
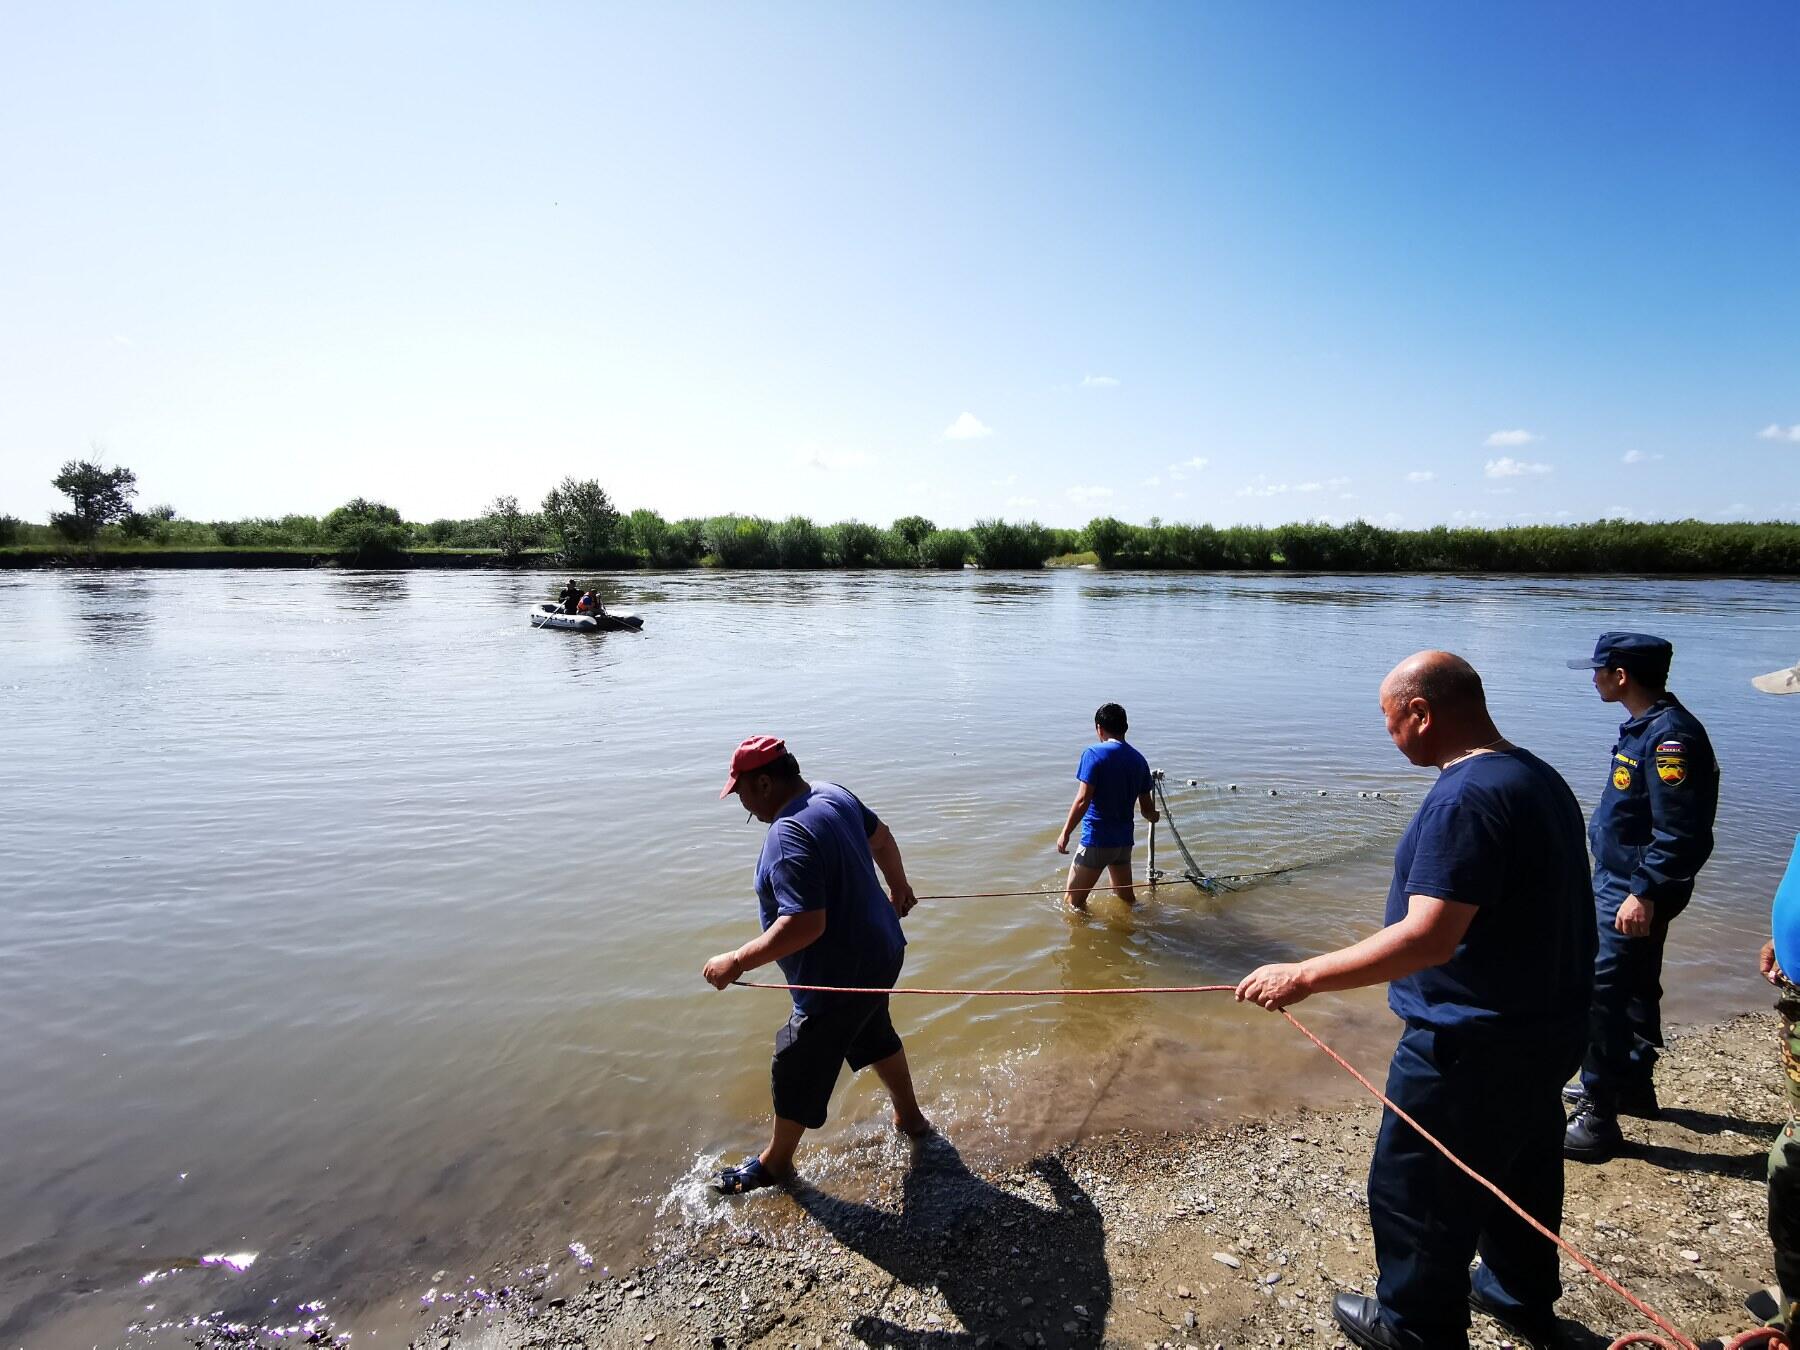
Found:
[1072,843,1133,871]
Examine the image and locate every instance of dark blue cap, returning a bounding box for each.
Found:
[1566,631,1673,672]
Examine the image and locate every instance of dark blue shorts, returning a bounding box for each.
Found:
[770,991,903,1129]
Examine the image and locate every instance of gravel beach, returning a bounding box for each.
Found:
[391,1013,1785,1350]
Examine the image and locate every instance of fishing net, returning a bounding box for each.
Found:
[1149,773,1415,894]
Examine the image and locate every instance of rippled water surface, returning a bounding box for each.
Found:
[4,568,1798,1345]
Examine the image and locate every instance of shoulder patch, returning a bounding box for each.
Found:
[1612,764,1633,791]
[1656,740,1685,754]
[1656,755,1688,786]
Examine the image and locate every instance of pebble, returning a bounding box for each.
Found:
[1682,1250,1701,1262]
[1211,1253,1241,1269]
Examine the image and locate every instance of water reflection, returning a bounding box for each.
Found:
[64,575,155,644]
[969,580,1045,605]
[330,570,411,612]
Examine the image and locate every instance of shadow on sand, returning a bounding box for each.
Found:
[794,1133,1111,1348]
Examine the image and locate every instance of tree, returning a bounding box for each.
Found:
[1083,517,1130,567]
[890,515,936,563]
[542,478,622,565]
[51,458,137,551]
[484,494,530,560]
[322,497,410,561]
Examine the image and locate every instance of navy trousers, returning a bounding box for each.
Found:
[1579,872,1677,1113]
[1369,1023,1584,1350]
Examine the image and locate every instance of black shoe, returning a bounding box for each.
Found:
[1470,1286,1567,1347]
[1564,1104,1624,1162]
[1332,1293,1406,1350]
[1562,1079,1660,1118]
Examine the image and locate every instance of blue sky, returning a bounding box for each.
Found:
[2,3,1797,529]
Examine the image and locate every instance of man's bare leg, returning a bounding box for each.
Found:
[1106,860,1138,905]
[870,1046,931,1137]
[759,1115,808,1179]
[1064,861,1103,911]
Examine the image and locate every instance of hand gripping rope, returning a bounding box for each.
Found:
[729,977,1787,1350]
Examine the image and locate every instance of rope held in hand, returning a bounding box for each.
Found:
[730,977,1783,1350]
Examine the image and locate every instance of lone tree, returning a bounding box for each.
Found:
[484,494,530,561]
[51,458,138,552]
[322,497,410,562]
[542,478,621,565]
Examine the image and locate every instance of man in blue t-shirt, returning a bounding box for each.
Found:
[1238,651,1594,1350]
[702,736,930,1194]
[1055,702,1158,911]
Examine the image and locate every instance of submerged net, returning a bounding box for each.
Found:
[1149,773,1415,894]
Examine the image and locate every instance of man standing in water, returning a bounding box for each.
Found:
[1237,652,1593,1350]
[1056,703,1158,910]
[1562,632,1719,1162]
[702,736,930,1193]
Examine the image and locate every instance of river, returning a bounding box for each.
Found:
[3,568,1796,1346]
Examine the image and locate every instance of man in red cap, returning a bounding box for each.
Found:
[702,736,930,1193]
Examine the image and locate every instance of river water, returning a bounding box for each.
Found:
[3,568,1797,1346]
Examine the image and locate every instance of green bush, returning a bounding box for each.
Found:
[824,520,884,567]
[919,529,972,568]
[969,518,1054,569]
[704,515,773,567]
[770,515,827,567]
[323,497,410,561]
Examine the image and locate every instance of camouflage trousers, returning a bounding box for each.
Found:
[1768,982,1800,1325]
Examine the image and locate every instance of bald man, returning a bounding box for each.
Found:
[1237,652,1594,1350]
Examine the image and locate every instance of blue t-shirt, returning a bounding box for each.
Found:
[1385,748,1595,1035]
[1077,738,1152,848]
[1772,835,1800,981]
[754,782,906,1015]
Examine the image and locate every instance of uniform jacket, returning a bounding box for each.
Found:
[1589,693,1719,911]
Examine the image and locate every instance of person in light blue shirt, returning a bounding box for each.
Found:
[1752,656,1800,1329]
[1055,702,1157,911]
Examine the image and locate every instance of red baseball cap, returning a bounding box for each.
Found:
[720,735,788,798]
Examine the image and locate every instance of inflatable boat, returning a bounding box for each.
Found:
[530,603,644,632]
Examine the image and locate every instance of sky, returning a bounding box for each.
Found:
[2,3,1797,530]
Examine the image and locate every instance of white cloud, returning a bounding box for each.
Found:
[1484,429,1540,447]
[1382,512,1404,525]
[1004,495,1039,511]
[1759,424,1800,443]
[945,412,993,440]
[1452,509,1496,523]
[1621,450,1665,465]
[1404,470,1436,483]
[1236,476,1289,498]
[1066,485,1115,505]
[1603,504,1639,519]
[1179,456,1210,471]
[800,448,873,472]
[1484,456,1552,479]
[1080,374,1120,389]
[1141,475,1161,487]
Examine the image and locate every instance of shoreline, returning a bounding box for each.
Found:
[372,1013,1786,1350]
[6,548,1800,579]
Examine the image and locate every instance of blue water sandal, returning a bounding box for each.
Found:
[714,1156,781,1195]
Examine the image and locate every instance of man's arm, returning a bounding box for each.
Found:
[868,821,917,917]
[1057,783,1094,854]
[1235,894,1479,1010]
[1138,789,1159,823]
[703,910,828,989]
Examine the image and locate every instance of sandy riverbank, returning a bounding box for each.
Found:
[380,1014,1789,1350]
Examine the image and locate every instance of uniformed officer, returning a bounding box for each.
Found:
[1563,632,1720,1162]
[1238,651,1594,1350]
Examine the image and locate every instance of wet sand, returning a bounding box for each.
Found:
[381,1014,1787,1350]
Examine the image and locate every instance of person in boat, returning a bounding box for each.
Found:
[702,736,929,1194]
[1562,632,1719,1163]
[559,579,581,613]
[1055,702,1158,910]
[1752,655,1800,1332]
[1236,651,1593,1350]
[576,590,595,614]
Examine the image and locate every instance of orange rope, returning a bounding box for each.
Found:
[729,977,1785,1350]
